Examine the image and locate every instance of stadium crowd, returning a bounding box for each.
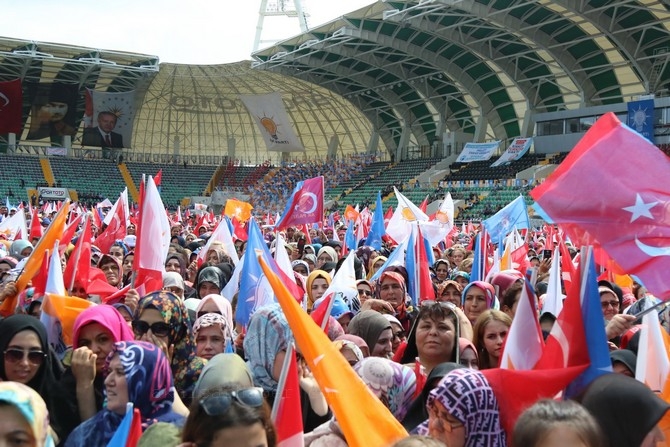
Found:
[0,194,664,447]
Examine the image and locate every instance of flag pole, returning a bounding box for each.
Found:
[271,342,294,422]
[68,215,88,294]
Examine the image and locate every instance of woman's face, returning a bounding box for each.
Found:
[379,277,403,309]
[435,264,450,282]
[451,250,465,266]
[357,284,373,304]
[137,308,169,344]
[198,300,221,318]
[195,325,225,360]
[104,354,129,415]
[317,252,333,268]
[459,346,479,370]
[428,399,466,447]
[199,281,220,297]
[122,255,134,275]
[0,404,35,447]
[373,260,385,273]
[77,323,115,373]
[165,258,181,273]
[482,320,509,363]
[390,322,406,353]
[438,285,461,306]
[207,250,220,265]
[3,330,43,384]
[464,286,488,324]
[209,422,268,447]
[415,316,456,362]
[371,328,393,358]
[310,278,329,301]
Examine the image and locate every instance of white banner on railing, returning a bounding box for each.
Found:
[240,93,304,152]
[38,187,70,200]
[456,141,500,162]
[490,137,533,167]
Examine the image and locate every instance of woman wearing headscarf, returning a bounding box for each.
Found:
[195,294,234,336]
[9,239,33,261]
[0,381,56,447]
[578,373,669,447]
[306,270,332,312]
[421,368,506,447]
[402,362,463,432]
[304,357,416,446]
[367,255,388,280]
[461,281,497,326]
[376,271,415,332]
[348,310,393,358]
[62,305,135,429]
[335,334,370,358]
[243,304,293,406]
[134,291,205,406]
[316,246,338,269]
[64,341,184,447]
[193,265,226,299]
[192,353,255,401]
[0,315,76,444]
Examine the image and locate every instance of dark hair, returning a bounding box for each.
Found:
[181,384,276,447]
[501,281,523,312]
[399,303,459,365]
[512,399,603,447]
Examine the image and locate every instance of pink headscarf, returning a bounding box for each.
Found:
[72,304,134,349]
[197,294,234,339]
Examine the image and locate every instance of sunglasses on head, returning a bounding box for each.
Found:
[131,320,170,338]
[199,387,265,416]
[4,348,46,365]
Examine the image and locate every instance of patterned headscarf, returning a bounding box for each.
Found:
[196,294,235,340]
[64,342,183,446]
[193,313,227,338]
[426,369,506,446]
[354,357,416,421]
[243,303,293,393]
[461,281,497,309]
[136,291,205,405]
[0,381,54,447]
[108,341,176,420]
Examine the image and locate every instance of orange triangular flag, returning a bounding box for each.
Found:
[258,255,408,447]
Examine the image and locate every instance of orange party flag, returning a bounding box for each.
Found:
[41,292,94,346]
[224,198,254,223]
[0,199,69,316]
[258,255,408,447]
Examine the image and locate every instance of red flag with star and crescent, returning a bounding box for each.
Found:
[531,112,670,300]
[274,176,324,230]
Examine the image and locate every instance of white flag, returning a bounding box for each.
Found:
[240,93,304,152]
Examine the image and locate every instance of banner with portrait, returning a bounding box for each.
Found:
[490,137,533,167]
[26,83,79,141]
[455,141,500,163]
[240,92,305,152]
[82,89,137,148]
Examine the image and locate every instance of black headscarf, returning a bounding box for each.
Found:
[577,373,670,447]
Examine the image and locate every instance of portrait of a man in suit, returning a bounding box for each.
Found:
[82,111,124,148]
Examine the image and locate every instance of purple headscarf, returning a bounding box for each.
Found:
[461,281,496,308]
[354,357,416,421]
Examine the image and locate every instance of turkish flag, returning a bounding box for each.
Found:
[275,176,324,230]
[531,112,670,300]
[0,79,22,134]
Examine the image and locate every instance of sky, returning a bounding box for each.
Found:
[2,0,375,64]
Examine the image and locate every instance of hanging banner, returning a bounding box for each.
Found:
[82,89,137,148]
[490,137,533,167]
[0,79,22,135]
[627,98,655,143]
[26,83,79,140]
[456,141,500,163]
[240,92,305,152]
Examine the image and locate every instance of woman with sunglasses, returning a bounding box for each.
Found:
[134,291,206,407]
[181,384,276,447]
[421,369,506,447]
[0,314,75,444]
[65,341,184,447]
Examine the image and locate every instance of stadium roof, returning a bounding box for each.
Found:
[252,0,670,152]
